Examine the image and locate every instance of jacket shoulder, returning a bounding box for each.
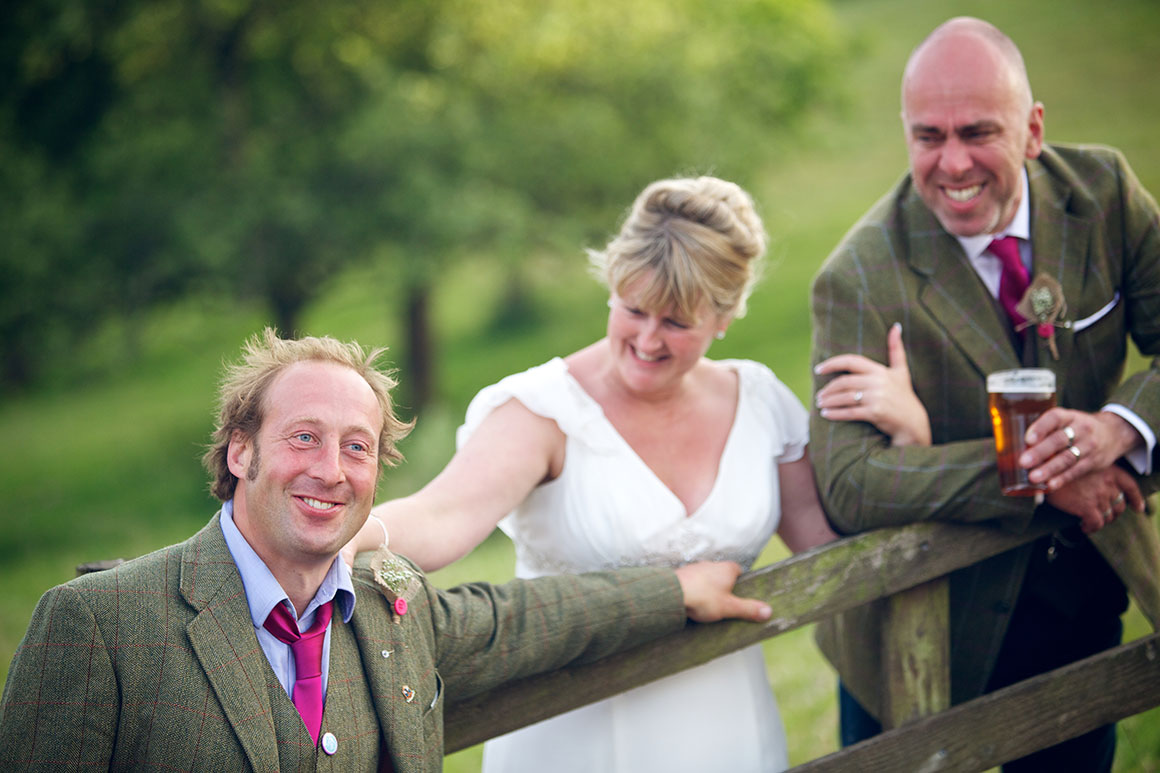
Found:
[814,173,917,282]
[66,541,183,591]
[1039,142,1127,173]
[1032,143,1135,211]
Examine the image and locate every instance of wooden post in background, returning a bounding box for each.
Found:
[880,576,950,729]
[76,559,124,576]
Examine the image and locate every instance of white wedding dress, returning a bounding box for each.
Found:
[464,357,805,773]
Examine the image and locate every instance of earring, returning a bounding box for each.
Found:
[607,299,614,309]
[715,331,726,341]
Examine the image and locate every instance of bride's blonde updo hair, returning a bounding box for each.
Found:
[588,176,767,322]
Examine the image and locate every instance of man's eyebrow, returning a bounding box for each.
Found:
[907,119,1003,135]
[956,120,1003,133]
[279,417,374,435]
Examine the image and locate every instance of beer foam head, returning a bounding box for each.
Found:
[987,368,1055,394]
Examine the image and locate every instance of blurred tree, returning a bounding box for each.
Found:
[337,0,847,407]
[0,0,844,404]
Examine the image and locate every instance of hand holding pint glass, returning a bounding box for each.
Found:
[987,369,1056,496]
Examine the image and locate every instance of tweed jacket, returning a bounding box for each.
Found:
[0,514,685,771]
[809,143,1160,717]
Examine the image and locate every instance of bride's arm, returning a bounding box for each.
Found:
[776,454,839,553]
[778,324,929,552]
[812,322,932,448]
[345,398,565,572]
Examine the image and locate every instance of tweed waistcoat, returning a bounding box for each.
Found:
[269,615,381,772]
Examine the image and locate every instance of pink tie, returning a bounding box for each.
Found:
[263,600,334,745]
[989,236,1029,327]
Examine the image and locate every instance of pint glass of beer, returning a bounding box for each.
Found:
[987,369,1057,496]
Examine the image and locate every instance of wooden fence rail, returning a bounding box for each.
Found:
[798,632,1160,771]
[444,511,1160,771]
[76,511,1160,770]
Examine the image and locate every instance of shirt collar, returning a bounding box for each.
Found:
[219,499,356,628]
[955,167,1032,263]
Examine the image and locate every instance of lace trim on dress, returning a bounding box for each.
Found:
[516,537,762,576]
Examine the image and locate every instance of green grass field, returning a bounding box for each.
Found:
[2,0,1159,769]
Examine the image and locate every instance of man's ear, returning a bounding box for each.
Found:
[1024,101,1045,159]
[227,430,253,480]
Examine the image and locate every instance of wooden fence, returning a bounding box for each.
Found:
[444,511,1160,771]
[75,512,1160,769]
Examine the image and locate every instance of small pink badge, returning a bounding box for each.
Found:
[394,597,408,617]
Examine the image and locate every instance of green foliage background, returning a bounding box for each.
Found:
[2,0,1159,769]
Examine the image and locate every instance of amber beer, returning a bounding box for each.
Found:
[987,369,1057,496]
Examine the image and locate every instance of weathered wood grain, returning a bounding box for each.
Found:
[795,632,1160,772]
[445,520,1056,751]
[882,577,950,729]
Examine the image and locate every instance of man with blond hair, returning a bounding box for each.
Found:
[0,327,771,771]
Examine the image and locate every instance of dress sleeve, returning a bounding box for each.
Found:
[738,360,809,464]
[456,358,615,453]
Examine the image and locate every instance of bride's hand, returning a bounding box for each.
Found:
[813,323,932,447]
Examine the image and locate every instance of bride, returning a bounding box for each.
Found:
[347,175,929,771]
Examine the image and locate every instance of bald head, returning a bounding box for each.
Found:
[896,17,1044,237]
[903,17,1033,117]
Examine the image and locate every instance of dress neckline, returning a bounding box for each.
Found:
[553,357,746,519]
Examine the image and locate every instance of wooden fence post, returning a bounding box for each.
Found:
[880,576,950,729]
[76,559,124,576]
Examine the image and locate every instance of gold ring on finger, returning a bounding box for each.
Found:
[1068,446,1082,460]
[1062,425,1076,447]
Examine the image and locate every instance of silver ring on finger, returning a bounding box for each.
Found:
[1068,445,1082,461]
[1102,508,1113,520]
[1062,425,1076,447]
[1113,492,1125,506]
[854,391,863,404]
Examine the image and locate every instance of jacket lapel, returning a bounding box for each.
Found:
[1026,154,1094,375]
[182,515,280,771]
[350,590,425,773]
[905,156,1096,384]
[904,193,1021,379]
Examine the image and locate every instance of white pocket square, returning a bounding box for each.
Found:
[1069,291,1120,332]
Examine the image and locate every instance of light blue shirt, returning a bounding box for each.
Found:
[219,499,356,701]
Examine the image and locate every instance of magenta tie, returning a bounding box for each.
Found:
[263,600,334,745]
[989,236,1029,327]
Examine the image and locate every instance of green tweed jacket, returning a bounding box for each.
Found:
[0,514,685,771]
[809,144,1160,717]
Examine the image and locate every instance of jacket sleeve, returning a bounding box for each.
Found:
[0,584,118,769]
[1106,149,1160,489]
[808,220,1037,535]
[423,568,685,701]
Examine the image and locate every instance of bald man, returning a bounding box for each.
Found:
[810,17,1160,771]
